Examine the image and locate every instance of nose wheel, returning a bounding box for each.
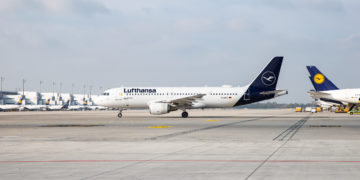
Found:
[181,111,188,118]
[117,108,123,118]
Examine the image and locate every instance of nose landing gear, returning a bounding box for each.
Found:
[117,108,123,118]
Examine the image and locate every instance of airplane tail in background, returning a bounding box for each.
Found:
[61,100,69,110]
[17,97,25,106]
[17,99,22,105]
[306,66,339,91]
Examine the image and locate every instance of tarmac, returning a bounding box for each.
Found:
[1,109,360,180]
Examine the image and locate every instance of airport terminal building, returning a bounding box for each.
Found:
[0,90,99,106]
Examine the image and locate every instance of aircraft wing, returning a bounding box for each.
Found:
[157,94,206,108]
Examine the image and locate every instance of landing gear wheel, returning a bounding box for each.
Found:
[181,111,188,118]
[117,113,123,118]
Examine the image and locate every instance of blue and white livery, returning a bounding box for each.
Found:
[307,66,360,109]
[95,57,287,118]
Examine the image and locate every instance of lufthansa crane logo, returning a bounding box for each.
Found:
[314,74,325,84]
[261,71,276,86]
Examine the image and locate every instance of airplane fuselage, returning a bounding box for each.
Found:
[319,89,360,105]
[96,86,248,109]
[94,56,286,117]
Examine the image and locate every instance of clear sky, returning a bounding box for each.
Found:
[0,0,359,103]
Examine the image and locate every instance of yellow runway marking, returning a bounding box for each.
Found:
[148,126,173,129]
[206,120,219,122]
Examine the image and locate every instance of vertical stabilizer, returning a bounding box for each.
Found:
[306,66,338,91]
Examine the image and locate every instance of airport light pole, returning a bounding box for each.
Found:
[59,82,62,97]
[22,79,26,101]
[71,84,75,95]
[39,81,43,94]
[1,77,4,105]
[52,82,55,97]
[89,85,92,102]
[52,81,55,101]
[22,79,26,96]
[83,84,86,101]
[58,82,62,103]
[39,81,43,105]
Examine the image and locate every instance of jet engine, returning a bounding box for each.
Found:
[148,102,176,115]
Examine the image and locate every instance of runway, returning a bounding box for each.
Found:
[1,109,360,179]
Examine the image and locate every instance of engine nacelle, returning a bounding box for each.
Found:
[148,102,172,115]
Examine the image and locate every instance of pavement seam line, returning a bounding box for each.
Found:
[273,117,309,141]
[245,116,310,180]
[146,117,270,141]
[79,143,206,180]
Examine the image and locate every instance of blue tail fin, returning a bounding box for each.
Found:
[306,66,338,91]
[248,56,283,92]
[234,56,284,106]
[61,100,69,110]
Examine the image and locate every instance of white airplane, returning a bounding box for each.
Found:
[307,66,360,110]
[313,98,337,109]
[46,100,69,111]
[67,105,84,111]
[68,100,94,111]
[0,98,23,111]
[67,99,84,111]
[88,105,107,111]
[94,57,287,118]
[19,99,48,111]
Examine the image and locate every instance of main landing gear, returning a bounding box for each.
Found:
[117,108,123,118]
[181,111,189,118]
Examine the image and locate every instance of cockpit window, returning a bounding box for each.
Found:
[102,92,110,96]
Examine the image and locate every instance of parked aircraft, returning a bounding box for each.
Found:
[95,57,287,118]
[0,98,23,111]
[19,99,47,111]
[307,66,360,110]
[46,100,70,111]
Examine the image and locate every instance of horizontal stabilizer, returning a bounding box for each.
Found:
[260,89,287,95]
[307,91,330,98]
